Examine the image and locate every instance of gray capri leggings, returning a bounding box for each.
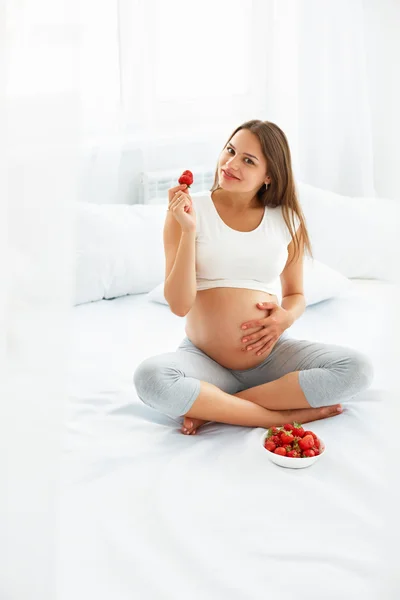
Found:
[133,332,374,419]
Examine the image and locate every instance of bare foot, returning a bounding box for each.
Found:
[181,416,209,435]
[277,403,344,426]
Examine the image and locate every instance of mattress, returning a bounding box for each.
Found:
[59,279,398,600]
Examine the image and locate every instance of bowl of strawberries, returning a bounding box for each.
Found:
[261,422,325,469]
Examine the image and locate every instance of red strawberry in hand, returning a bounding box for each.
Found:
[178,170,194,187]
[178,170,194,212]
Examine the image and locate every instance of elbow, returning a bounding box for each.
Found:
[171,307,189,317]
[164,285,197,317]
[165,296,196,317]
[168,301,194,317]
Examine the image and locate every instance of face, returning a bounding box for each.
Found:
[217,129,271,192]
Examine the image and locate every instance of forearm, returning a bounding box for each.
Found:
[164,231,197,316]
[281,294,306,326]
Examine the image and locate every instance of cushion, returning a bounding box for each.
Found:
[297,181,400,283]
[73,183,398,306]
[74,202,166,305]
[147,256,352,308]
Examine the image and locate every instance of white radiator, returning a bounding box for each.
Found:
[139,165,215,204]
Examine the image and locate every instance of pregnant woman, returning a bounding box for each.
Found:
[134,119,373,435]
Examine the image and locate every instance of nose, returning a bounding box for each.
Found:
[226,157,240,172]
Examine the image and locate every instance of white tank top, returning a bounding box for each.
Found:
[190,190,300,301]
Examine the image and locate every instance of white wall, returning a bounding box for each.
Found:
[78,0,400,205]
[364,0,400,200]
[1,3,80,599]
[79,132,229,205]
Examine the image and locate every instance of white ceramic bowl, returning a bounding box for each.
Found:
[260,430,326,469]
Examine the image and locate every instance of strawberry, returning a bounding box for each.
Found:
[292,439,302,454]
[178,170,194,213]
[303,430,318,440]
[265,440,276,452]
[271,435,281,445]
[274,447,287,456]
[298,434,315,451]
[292,422,305,437]
[287,449,300,458]
[178,170,193,187]
[280,431,295,445]
[267,426,282,439]
[303,449,316,458]
[283,423,295,432]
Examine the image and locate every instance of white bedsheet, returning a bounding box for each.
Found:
[60,280,398,600]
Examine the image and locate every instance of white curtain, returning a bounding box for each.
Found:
[0,2,80,599]
[78,0,399,203]
[267,0,376,197]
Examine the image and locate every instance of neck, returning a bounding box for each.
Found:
[213,187,261,210]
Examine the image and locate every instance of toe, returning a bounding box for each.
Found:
[182,417,194,434]
[325,404,342,416]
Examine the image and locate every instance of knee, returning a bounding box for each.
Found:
[348,351,374,391]
[133,356,164,399]
[300,348,375,408]
[336,350,374,398]
[133,355,184,415]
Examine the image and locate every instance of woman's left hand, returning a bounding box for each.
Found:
[240,302,292,356]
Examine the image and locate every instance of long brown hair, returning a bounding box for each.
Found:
[210,119,313,264]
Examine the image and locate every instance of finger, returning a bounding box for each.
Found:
[256,346,268,356]
[247,336,271,351]
[244,333,267,347]
[241,321,264,330]
[168,185,188,202]
[169,196,186,211]
[246,339,265,351]
[264,338,275,351]
[257,302,277,309]
[252,336,276,354]
[168,184,187,196]
[171,192,186,204]
[242,328,270,343]
[172,192,191,206]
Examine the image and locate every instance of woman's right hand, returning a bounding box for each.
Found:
[167,184,196,233]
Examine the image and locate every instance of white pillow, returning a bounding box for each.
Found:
[147,257,352,308]
[297,181,400,283]
[74,183,398,306]
[74,202,166,305]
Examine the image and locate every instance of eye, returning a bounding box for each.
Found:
[227,146,254,165]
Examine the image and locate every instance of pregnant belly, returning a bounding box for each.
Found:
[185,288,280,370]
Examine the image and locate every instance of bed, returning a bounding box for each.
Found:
[59,277,397,600]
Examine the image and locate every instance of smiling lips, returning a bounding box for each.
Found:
[222,169,239,180]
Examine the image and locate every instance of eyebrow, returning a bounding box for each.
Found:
[228,143,259,162]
